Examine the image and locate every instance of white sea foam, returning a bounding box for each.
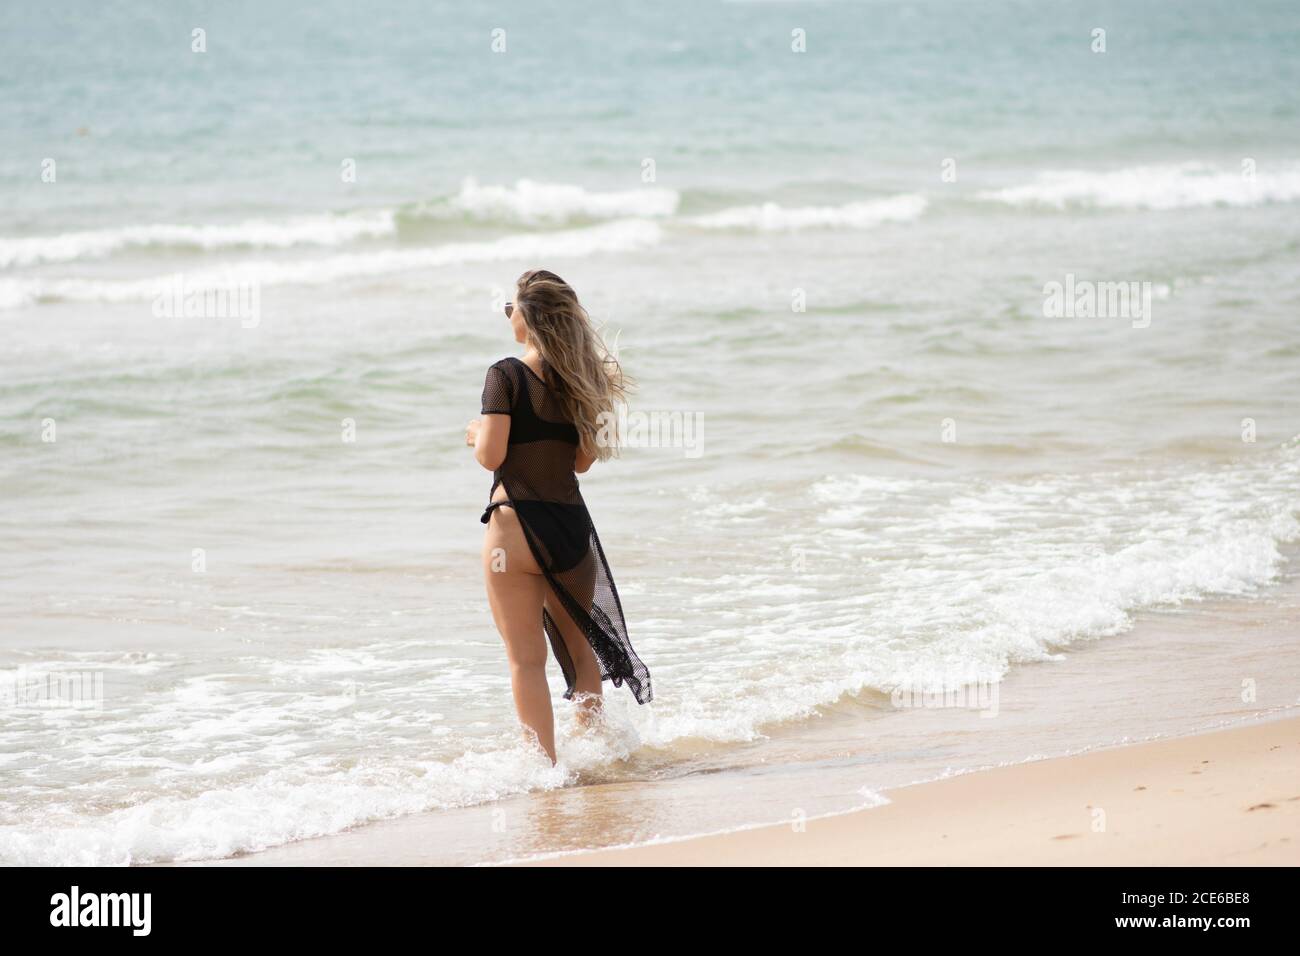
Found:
[419,177,680,224]
[978,162,1300,210]
[0,219,663,309]
[0,671,643,866]
[801,453,1300,688]
[0,211,397,269]
[0,181,678,273]
[687,193,927,231]
[0,745,569,866]
[645,443,1300,746]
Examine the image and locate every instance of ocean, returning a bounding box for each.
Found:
[2,0,1298,865]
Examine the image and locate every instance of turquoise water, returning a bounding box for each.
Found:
[6,0,1300,225]
[1,0,1298,864]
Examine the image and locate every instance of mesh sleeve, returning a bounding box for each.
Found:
[480,361,514,415]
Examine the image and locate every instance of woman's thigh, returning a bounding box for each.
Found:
[482,505,547,666]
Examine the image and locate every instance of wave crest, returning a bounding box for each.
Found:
[0,219,663,309]
[978,162,1300,210]
[0,212,397,269]
[687,193,927,231]
[406,177,680,225]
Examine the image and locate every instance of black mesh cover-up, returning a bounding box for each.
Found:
[479,356,652,705]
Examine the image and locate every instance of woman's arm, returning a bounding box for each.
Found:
[575,446,595,474]
[466,414,510,470]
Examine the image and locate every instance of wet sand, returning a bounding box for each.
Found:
[524,715,1300,866]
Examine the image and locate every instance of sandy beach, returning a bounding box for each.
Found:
[523,715,1300,866]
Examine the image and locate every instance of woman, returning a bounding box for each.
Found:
[465,269,652,764]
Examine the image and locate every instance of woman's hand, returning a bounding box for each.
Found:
[465,419,481,448]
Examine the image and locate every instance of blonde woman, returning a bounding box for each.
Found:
[465,270,652,763]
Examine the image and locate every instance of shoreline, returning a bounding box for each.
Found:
[518,713,1300,866]
[173,574,1300,868]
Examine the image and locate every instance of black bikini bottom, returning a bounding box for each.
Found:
[480,498,592,574]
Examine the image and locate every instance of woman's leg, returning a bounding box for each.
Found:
[544,554,604,727]
[482,505,555,762]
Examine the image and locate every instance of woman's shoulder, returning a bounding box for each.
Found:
[481,357,519,415]
[484,356,524,394]
[484,356,521,385]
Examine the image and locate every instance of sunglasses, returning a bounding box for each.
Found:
[503,302,514,319]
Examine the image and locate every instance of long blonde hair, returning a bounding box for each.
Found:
[514,269,629,461]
